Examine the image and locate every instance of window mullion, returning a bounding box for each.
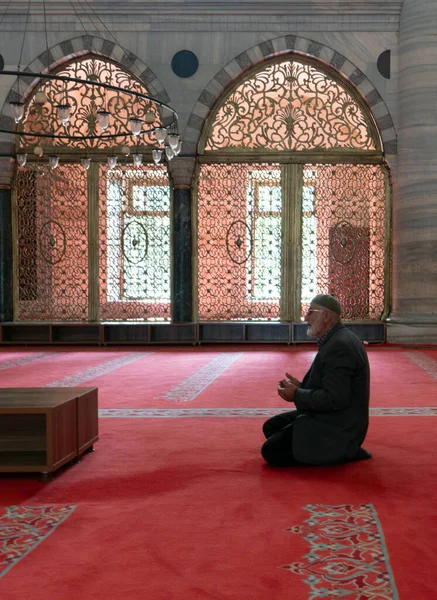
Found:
[88,162,100,322]
[281,163,303,321]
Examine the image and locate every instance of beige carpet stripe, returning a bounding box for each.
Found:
[47,352,154,387]
[405,351,437,380]
[161,352,243,402]
[0,352,58,371]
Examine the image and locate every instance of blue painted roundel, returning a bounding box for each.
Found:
[171,50,199,78]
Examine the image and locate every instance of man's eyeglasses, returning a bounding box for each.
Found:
[306,308,326,315]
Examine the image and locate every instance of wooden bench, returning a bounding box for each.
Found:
[0,387,98,481]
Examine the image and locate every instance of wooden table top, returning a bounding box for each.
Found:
[0,387,97,410]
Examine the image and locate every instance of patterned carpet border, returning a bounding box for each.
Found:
[98,406,437,418]
[0,504,76,579]
[282,503,399,599]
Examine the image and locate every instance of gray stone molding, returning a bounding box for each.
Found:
[390,0,437,329]
[386,323,437,344]
[185,34,397,157]
[0,158,14,187]
[168,157,197,188]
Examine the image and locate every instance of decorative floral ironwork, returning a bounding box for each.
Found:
[301,164,386,320]
[226,220,252,265]
[99,164,171,321]
[197,163,281,321]
[205,59,377,151]
[38,220,67,264]
[15,164,89,321]
[330,220,358,265]
[20,57,159,149]
[122,220,149,265]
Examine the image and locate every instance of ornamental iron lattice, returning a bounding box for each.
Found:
[197,163,282,321]
[15,164,89,321]
[19,56,159,149]
[98,164,171,321]
[197,163,386,322]
[301,164,386,320]
[204,58,377,152]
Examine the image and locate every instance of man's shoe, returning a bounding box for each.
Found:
[354,447,372,461]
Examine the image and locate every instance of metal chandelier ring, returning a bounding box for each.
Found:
[0,69,178,141]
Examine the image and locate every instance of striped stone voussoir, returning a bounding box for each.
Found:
[2,35,169,113]
[186,34,396,156]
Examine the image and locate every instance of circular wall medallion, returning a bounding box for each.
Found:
[171,50,199,78]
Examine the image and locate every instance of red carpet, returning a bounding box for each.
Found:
[1,345,437,598]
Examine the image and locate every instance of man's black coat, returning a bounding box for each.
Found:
[292,322,370,464]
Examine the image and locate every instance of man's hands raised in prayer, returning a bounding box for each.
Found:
[277,372,302,403]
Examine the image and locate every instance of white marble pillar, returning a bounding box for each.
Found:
[387,0,437,342]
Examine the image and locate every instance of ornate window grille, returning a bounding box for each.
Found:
[13,56,172,322]
[99,165,171,322]
[197,55,389,322]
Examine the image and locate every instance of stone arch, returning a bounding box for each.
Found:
[2,34,172,127]
[185,35,396,157]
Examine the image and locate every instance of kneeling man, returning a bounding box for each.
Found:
[262,294,372,466]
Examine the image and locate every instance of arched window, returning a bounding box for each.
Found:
[196,56,388,322]
[14,56,171,322]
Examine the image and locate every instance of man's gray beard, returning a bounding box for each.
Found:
[307,325,315,337]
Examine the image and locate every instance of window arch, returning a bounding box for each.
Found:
[195,55,389,323]
[200,56,382,154]
[19,55,160,150]
[14,54,172,322]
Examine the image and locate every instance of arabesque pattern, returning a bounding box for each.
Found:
[205,59,377,152]
[197,163,282,321]
[20,57,159,149]
[301,164,386,320]
[283,504,398,599]
[98,164,171,321]
[15,164,89,321]
[0,504,76,579]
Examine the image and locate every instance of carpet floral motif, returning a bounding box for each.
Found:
[0,504,76,578]
[282,504,399,599]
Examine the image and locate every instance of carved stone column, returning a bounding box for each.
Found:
[0,187,13,322]
[168,157,196,322]
[387,0,437,342]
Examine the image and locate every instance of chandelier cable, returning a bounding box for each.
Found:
[75,0,120,50]
[16,0,32,101]
[17,0,32,75]
[42,0,50,68]
[0,0,12,27]
[0,0,181,165]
